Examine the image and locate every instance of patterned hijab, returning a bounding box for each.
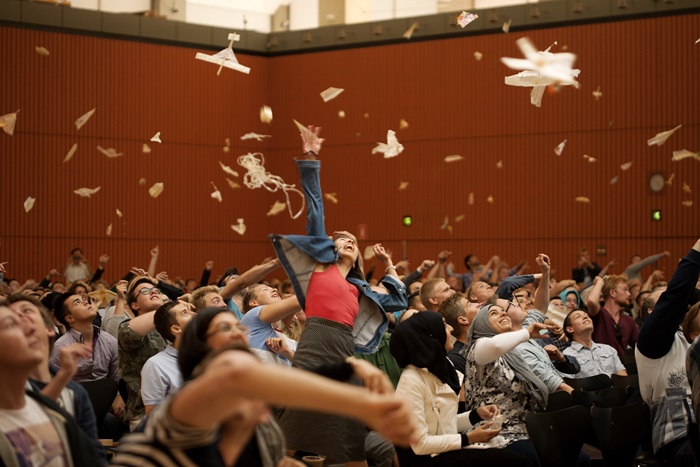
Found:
[390,311,461,394]
[467,304,548,406]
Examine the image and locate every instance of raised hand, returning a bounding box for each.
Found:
[536,254,551,274]
[151,246,160,258]
[300,125,325,157]
[373,243,391,264]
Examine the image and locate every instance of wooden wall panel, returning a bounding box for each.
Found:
[1,13,699,285]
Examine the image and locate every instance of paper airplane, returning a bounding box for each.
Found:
[468,193,474,205]
[592,86,602,101]
[240,132,271,141]
[293,119,322,150]
[554,139,567,156]
[260,106,273,124]
[444,155,464,163]
[399,118,409,130]
[682,200,694,207]
[455,214,465,222]
[683,182,692,194]
[151,132,161,143]
[372,130,404,158]
[142,143,151,153]
[610,176,619,185]
[97,146,123,158]
[35,46,50,56]
[149,182,164,198]
[0,110,19,135]
[226,178,241,189]
[620,161,633,171]
[363,246,374,261]
[24,196,35,213]
[63,143,78,163]
[88,284,117,308]
[223,138,231,153]
[501,38,578,86]
[231,218,246,235]
[116,209,123,218]
[106,223,113,236]
[195,33,250,75]
[575,196,590,203]
[320,87,344,102]
[583,154,597,163]
[325,193,338,204]
[502,19,511,33]
[267,200,286,216]
[647,125,681,146]
[399,181,409,190]
[403,21,419,39]
[74,186,101,198]
[219,161,239,177]
[75,108,95,130]
[474,51,483,61]
[210,182,222,202]
[671,149,700,162]
[666,173,675,185]
[457,11,478,28]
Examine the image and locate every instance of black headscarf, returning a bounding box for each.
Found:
[389,311,461,395]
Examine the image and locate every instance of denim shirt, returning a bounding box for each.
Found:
[269,159,407,354]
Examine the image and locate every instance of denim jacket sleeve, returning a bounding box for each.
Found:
[297,159,327,238]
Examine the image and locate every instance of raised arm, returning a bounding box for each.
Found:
[533,254,551,313]
[473,324,548,365]
[199,261,213,288]
[426,251,451,280]
[624,251,669,279]
[147,246,159,278]
[637,239,700,359]
[585,276,604,316]
[258,295,302,324]
[598,259,616,278]
[220,258,281,299]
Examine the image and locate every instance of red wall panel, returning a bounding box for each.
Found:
[1,14,698,285]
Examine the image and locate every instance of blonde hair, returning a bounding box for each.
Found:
[191,285,220,312]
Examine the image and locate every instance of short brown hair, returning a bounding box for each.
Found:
[242,284,265,313]
[602,275,627,301]
[191,285,220,312]
[438,293,465,338]
[682,302,700,344]
[420,278,445,310]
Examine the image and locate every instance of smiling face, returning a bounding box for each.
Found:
[131,282,167,314]
[487,305,512,334]
[334,233,359,264]
[564,309,593,340]
[564,292,578,312]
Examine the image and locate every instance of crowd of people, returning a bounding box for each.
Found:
[1,127,699,467]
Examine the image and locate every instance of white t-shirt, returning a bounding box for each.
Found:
[0,396,68,466]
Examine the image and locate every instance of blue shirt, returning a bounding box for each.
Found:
[140,345,182,407]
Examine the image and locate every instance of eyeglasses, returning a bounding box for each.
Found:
[206,322,250,338]
[505,299,519,313]
[136,287,161,296]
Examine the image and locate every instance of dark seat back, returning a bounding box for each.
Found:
[572,386,627,409]
[564,374,612,392]
[526,405,591,467]
[591,402,651,467]
[79,379,118,423]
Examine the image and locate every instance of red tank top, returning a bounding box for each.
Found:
[305,265,360,327]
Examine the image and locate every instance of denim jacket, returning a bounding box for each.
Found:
[270,159,407,354]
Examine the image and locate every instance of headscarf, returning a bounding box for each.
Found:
[466,304,548,406]
[559,289,581,309]
[389,311,461,394]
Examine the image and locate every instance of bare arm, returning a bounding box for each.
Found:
[169,349,418,446]
[374,244,399,280]
[220,258,281,299]
[642,270,664,293]
[147,246,159,278]
[585,276,605,316]
[597,260,616,278]
[258,295,302,324]
[427,251,450,280]
[127,310,157,337]
[534,254,551,313]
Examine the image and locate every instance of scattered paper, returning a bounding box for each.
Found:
[219,161,239,178]
[139,178,147,186]
[403,21,419,40]
[24,196,35,213]
[210,182,222,202]
[496,160,503,169]
[149,182,164,198]
[63,143,78,163]
[142,143,151,153]
[468,193,474,205]
[647,124,682,146]
[293,119,322,151]
[582,154,597,163]
[575,196,590,203]
[260,105,273,124]
[683,200,694,207]
[696,38,700,45]
[457,11,478,28]
[487,195,494,204]
[399,118,409,130]
[399,181,409,190]
[194,33,250,75]
[620,161,632,171]
[372,130,404,158]
[444,155,464,163]
[683,182,692,194]
[610,176,619,185]
[97,146,123,158]
[74,186,101,198]
[504,65,580,107]
[474,51,483,61]
[440,216,450,230]
[223,138,231,153]
[267,200,286,216]
[502,19,511,33]
[363,246,375,261]
[0,110,19,135]
[455,214,465,222]
[106,223,113,236]
[88,284,117,308]
[240,132,271,141]
[226,178,241,189]
[151,132,161,143]
[35,46,50,56]
[666,173,675,185]
[501,38,578,86]
[231,218,246,235]
[116,209,123,218]
[672,149,700,162]
[325,193,338,204]
[320,87,344,102]
[338,110,345,118]
[592,86,602,100]
[75,108,95,130]
[554,139,567,156]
